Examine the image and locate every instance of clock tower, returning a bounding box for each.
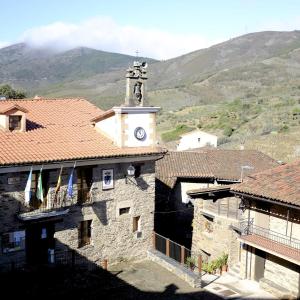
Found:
[92,60,160,148]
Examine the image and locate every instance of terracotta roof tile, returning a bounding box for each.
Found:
[156,150,278,187]
[231,159,300,207]
[0,98,164,166]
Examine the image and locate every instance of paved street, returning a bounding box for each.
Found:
[109,260,276,299]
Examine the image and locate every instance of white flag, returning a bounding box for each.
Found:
[25,167,33,204]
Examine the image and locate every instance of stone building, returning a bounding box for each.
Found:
[155,149,278,248]
[188,187,243,264]
[0,61,165,266]
[230,160,300,299]
[188,159,300,298]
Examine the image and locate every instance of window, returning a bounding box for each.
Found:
[119,207,130,215]
[78,220,92,248]
[9,115,22,131]
[2,231,25,253]
[77,167,94,204]
[133,216,141,232]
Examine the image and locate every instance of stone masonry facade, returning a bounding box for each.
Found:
[0,160,155,265]
[191,197,240,265]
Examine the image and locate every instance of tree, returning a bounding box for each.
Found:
[0,84,26,99]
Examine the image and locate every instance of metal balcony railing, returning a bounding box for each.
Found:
[18,187,94,220]
[239,219,300,250]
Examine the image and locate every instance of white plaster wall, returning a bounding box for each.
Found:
[125,113,153,147]
[95,115,116,141]
[177,131,217,151]
[292,222,300,240]
[0,115,6,128]
[269,215,286,235]
[180,182,211,204]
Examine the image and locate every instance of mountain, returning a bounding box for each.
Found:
[1,31,300,162]
[7,30,297,111]
[0,43,156,91]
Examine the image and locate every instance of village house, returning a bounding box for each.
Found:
[176,129,218,151]
[0,61,165,267]
[188,160,300,298]
[155,149,278,248]
[230,160,300,298]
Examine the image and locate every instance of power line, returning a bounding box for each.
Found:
[153,207,194,214]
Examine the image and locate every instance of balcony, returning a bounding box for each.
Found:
[18,187,95,221]
[237,220,300,250]
[233,220,300,264]
[18,190,71,221]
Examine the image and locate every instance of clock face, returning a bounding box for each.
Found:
[134,127,146,141]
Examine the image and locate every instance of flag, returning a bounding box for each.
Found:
[55,167,63,193]
[36,169,43,201]
[67,167,74,198]
[53,167,63,205]
[24,167,33,204]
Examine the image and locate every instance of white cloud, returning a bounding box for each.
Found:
[255,17,300,33]
[21,16,219,60]
[0,41,10,49]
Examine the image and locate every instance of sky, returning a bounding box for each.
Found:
[1,0,300,59]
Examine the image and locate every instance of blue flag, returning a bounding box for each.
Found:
[67,168,74,198]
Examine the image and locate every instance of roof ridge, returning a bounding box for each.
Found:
[0,97,89,102]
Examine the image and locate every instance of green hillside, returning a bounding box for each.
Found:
[1,31,300,162]
[0,43,156,91]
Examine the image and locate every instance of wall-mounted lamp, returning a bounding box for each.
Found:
[125,164,136,184]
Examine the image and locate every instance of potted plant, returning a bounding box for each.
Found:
[185,256,196,271]
[206,262,214,274]
[215,257,223,275]
[221,253,228,272]
[210,259,218,274]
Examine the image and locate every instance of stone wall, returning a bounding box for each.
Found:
[239,245,300,298]
[191,198,240,265]
[0,160,155,265]
[264,253,300,297]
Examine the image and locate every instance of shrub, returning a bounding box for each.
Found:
[161,124,194,142]
[223,126,234,137]
[185,256,196,269]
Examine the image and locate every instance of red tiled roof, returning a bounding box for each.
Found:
[156,150,278,187]
[0,98,164,166]
[231,159,300,207]
[90,109,115,122]
[241,234,300,263]
[0,104,28,114]
[156,151,213,188]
